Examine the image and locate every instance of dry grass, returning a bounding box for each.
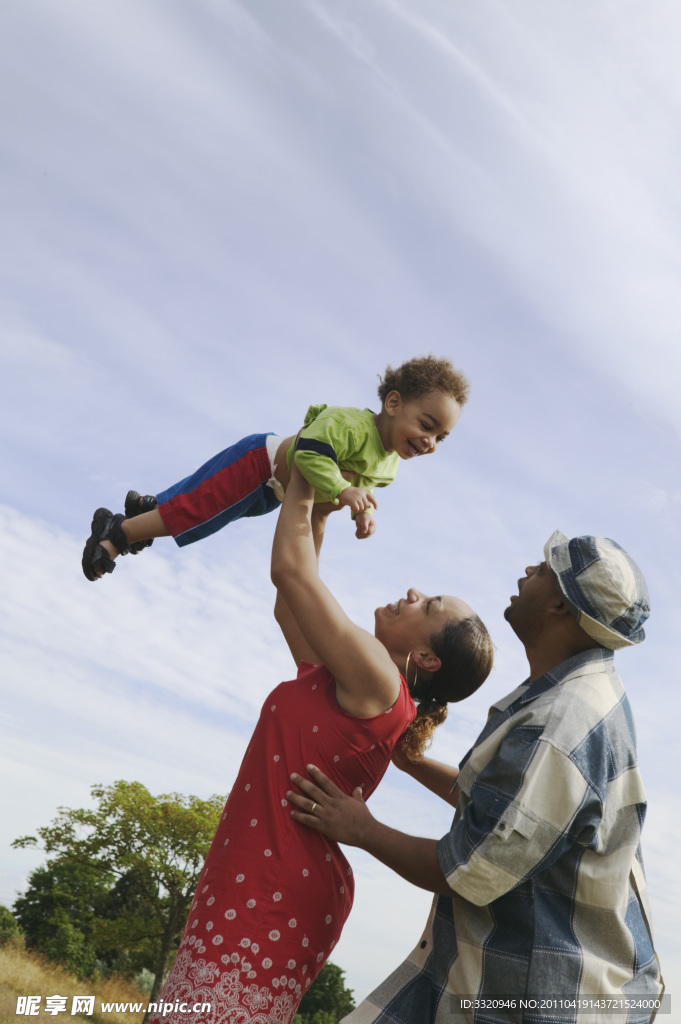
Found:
[0,943,146,1024]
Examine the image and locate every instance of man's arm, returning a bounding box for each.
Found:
[287,766,452,896]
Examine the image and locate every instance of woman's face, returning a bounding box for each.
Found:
[374,587,472,657]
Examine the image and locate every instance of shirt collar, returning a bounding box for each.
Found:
[457,648,616,773]
[503,647,615,712]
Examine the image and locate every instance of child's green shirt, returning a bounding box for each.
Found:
[286,405,399,504]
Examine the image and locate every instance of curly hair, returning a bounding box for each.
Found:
[377,355,470,407]
[400,614,494,762]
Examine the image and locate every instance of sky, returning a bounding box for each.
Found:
[1,0,680,1007]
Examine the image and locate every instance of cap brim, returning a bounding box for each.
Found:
[544,530,642,650]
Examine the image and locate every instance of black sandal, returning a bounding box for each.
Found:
[82,508,130,581]
[124,490,158,554]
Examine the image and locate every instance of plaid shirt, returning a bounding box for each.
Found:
[345,650,662,1024]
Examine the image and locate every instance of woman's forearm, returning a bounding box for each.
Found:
[400,756,460,807]
[270,469,317,587]
[271,468,398,709]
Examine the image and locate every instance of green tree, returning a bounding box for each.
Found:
[0,904,21,946]
[13,857,112,976]
[293,961,355,1023]
[13,780,224,1014]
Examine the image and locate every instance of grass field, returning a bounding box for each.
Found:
[0,944,146,1024]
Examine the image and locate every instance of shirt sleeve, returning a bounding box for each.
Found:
[438,729,603,906]
[293,407,357,503]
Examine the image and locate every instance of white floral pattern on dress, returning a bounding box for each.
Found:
[153,933,306,1024]
[148,664,414,1024]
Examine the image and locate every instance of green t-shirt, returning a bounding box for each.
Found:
[286,405,399,504]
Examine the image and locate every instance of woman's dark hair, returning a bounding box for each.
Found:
[401,614,494,761]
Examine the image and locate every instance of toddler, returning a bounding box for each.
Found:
[82,355,468,580]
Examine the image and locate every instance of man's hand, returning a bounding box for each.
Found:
[338,486,378,517]
[289,766,450,895]
[354,511,377,540]
[287,765,375,847]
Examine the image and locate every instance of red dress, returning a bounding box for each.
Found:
[152,662,416,1024]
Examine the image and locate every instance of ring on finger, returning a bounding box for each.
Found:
[310,802,317,815]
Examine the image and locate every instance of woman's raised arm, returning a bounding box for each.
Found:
[273,504,328,668]
[271,466,401,717]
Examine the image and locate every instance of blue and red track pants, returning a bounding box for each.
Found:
[156,433,281,548]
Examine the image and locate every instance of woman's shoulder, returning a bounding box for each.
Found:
[296,660,332,681]
[336,673,416,731]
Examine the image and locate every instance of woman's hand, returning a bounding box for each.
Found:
[389,751,461,808]
[287,766,375,847]
[391,738,419,773]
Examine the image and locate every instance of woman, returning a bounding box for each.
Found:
[149,467,493,1024]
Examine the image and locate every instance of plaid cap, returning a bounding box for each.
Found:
[543,530,650,649]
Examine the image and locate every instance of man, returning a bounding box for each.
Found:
[287,531,663,1023]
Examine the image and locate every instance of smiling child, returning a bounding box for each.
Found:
[82,355,469,580]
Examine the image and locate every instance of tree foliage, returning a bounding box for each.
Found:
[0,904,21,946]
[13,857,112,976]
[13,782,356,1023]
[13,780,224,1007]
[293,961,355,1023]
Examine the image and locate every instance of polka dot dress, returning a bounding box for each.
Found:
[150,663,415,1024]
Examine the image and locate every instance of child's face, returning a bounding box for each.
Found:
[382,390,461,458]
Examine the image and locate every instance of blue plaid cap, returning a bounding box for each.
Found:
[543,531,650,649]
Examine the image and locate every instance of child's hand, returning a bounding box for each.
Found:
[338,486,377,516]
[355,511,376,540]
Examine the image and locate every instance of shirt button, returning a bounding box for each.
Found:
[420,941,427,949]
[498,823,506,831]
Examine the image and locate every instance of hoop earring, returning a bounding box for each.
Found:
[405,651,419,692]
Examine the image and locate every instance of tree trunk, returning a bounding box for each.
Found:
[142,908,182,1024]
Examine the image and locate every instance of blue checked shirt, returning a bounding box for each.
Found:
[344,650,662,1024]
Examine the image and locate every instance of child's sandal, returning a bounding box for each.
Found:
[81,508,130,581]
[124,490,158,554]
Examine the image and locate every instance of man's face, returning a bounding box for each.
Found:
[504,560,562,640]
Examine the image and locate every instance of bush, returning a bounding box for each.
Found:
[293,962,355,1023]
[134,968,155,993]
[0,904,21,945]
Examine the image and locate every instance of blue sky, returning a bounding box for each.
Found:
[1,0,679,1004]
